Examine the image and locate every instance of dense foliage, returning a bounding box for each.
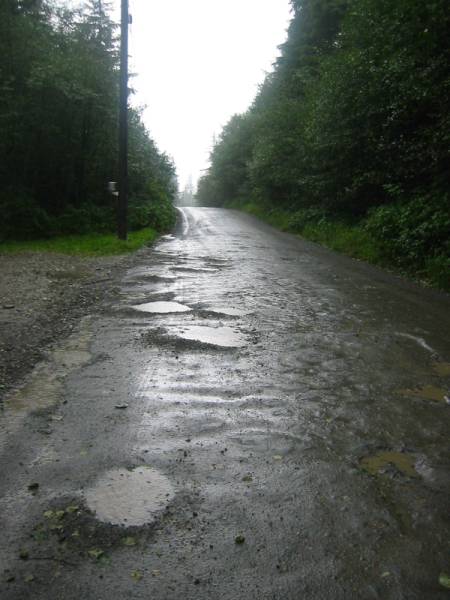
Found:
[0,0,177,240]
[197,0,450,286]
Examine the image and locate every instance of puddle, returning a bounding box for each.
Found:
[433,362,450,377]
[207,307,251,317]
[360,451,418,478]
[172,325,246,348]
[84,467,174,526]
[398,385,448,403]
[132,301,192,314]
[4,318,92,414]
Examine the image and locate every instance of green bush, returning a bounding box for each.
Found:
[288,208,329,232]
[423,255,450,291]
[0,189,52,240]
[365,197,450,266]
[144,199,176,232]
[54,204,115,235]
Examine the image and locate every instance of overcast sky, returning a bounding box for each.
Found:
[108,0,292,189]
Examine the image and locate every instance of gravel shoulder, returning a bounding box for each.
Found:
[0,251,132,400]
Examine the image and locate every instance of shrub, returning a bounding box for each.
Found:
[288,207,329,232]
[54,204,115,235]
[365,197,450,266]
[0,189,53,240]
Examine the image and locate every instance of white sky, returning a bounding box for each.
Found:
[122,0,292,189]
[70,0,290,189]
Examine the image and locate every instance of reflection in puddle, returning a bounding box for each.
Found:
[133,301,192,314]
[171,266,218,273]
[84,467,174,526]
[398,385,447,403]
[433,362,450,377]
[360,451,418,478]
[173,325,246,348]
[208,307,251,317]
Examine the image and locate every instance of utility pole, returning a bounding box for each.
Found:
[117,0,129,240]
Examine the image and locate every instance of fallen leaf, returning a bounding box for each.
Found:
[122,536,137,546]
[131,570,143,581]
[439,573,450,589]
[235,535,245,545]
[65,505,79,514]
[88,548,104,560]
[272,455,283,461]
[24,574,35,583]
[242,475,253,482]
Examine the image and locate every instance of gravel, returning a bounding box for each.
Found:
[0,251,131,400]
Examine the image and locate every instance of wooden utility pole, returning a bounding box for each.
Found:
[117,0,129,240]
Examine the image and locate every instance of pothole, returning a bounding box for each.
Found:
[84,467,174,526]
[172,325,246,348]
[132,301,192,314]
[359,451,419,478]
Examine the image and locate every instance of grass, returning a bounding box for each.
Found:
[0,227,159,256]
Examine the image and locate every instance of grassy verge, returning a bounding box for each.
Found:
[0,227,158,256]
[235,202,449,292]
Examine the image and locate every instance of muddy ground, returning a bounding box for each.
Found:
[0,252,131,399]
[0,208,450,599]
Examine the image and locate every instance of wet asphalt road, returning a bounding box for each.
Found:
[1,207,450,599]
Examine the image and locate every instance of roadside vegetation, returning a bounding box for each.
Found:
[0,0,177,247]
[0,228,159,256]
[197,0,450,291]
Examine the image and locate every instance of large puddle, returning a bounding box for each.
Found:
[173,325,246,348]
[84,467,174,526]
[133,301,192,314]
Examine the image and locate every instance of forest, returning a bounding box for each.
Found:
[197,0,450,289]
[0,0,177,241]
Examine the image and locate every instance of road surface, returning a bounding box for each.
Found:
[1,207,450,599]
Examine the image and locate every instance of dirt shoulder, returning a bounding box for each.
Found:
[0,251,132,400]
